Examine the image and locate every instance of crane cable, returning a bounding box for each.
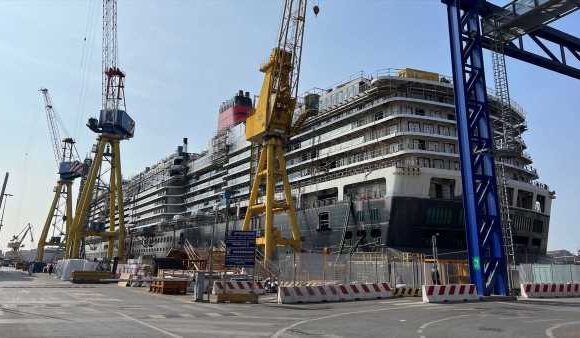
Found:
[75,0,99,145]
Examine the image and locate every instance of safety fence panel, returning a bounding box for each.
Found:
[276,253,469,287]
[518,264,580,284]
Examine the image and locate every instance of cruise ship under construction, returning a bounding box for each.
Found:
[84,68,555,263]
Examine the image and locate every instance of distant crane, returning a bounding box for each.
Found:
[0,172,9,231]
[8,223,34,252]
[67,0,134,260]
[36,89,85,262]
[242,1,320,263]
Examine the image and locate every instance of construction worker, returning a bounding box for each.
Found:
[431,264,441,285]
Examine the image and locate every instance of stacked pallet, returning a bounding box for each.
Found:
[71,271,113,284]
[149,278,188,295]
[117,259,152,287]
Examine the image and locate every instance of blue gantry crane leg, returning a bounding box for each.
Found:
[444,0,508,296]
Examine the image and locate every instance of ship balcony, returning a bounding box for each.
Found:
[190,177,226,194]
[292,94,455,142]
[287,112,457,161]
[133,201,185,217]
[226,175,251,189]
[286,129,458,172]
[520,151,533,164]
[500,161,539,179]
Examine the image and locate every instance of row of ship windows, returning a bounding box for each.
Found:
[354,106,454,129]
[317,208,381,231]
[291,103,455,152]
[300,93,454,138]
[290,120,457,165]
[133,216,166,228]
[319,82,363,110]
[512,215,544,234]
[363,122,457,143]
[132,247,167,255]
[291,139,458,177]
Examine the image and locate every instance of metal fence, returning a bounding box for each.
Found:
[518,264,580,284]
[276,254,580,288]
[277,252,470,287]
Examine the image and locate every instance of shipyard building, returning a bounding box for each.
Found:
[85,68,554,263]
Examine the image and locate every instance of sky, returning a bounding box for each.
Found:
[0,1,578,253]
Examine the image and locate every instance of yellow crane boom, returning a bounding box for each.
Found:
[242,0,312,263]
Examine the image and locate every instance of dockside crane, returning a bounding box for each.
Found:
[0,172,9,231]
[8,223,34,253]
[36,89,85,262]
[242,0,320,263]
[66,0,134,260]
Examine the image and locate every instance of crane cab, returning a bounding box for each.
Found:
[97,109,135,139]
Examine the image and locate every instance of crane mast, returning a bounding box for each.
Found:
[67,0,133,260]
[242,0,309,263]
[102,0,126,115]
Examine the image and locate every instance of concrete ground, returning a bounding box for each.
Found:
[1,268,579,338]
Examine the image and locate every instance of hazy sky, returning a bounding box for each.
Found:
[0,1,578,253]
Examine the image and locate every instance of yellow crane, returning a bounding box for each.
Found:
[242,0,319,263]
[36,88,85,262]
[66,0,134,260]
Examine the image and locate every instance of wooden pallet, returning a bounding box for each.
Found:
[71,271,113,284]
[214,293,258,304]
[149,279,188,295]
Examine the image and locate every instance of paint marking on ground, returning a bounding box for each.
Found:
[416,314,470,335]
[270,302,439,338]
[116,312,183,338]
[206,312,223,317]
[170,327,271,337]
[545,320,580,338]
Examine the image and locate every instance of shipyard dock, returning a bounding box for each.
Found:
[1,268,579,338]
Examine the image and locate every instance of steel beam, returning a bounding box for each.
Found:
[443,0,508,296]
[482,1,580,79]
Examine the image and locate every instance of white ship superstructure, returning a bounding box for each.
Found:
[86,68,554,263]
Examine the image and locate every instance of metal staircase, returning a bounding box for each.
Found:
[491,24,517,292]
[254,247,278,280]
[183,239,207,271]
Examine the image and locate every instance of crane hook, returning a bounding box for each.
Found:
[313,5,320,17]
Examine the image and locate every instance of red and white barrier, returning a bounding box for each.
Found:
[520,283,580,298]
[277,286,310,304]
[213,281,265,295]
[322,285,341,302]
[278,283,394,304]
[422,284,480,303]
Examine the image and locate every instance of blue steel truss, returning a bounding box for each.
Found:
[444,0,508,296]
[480,2,580,80]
